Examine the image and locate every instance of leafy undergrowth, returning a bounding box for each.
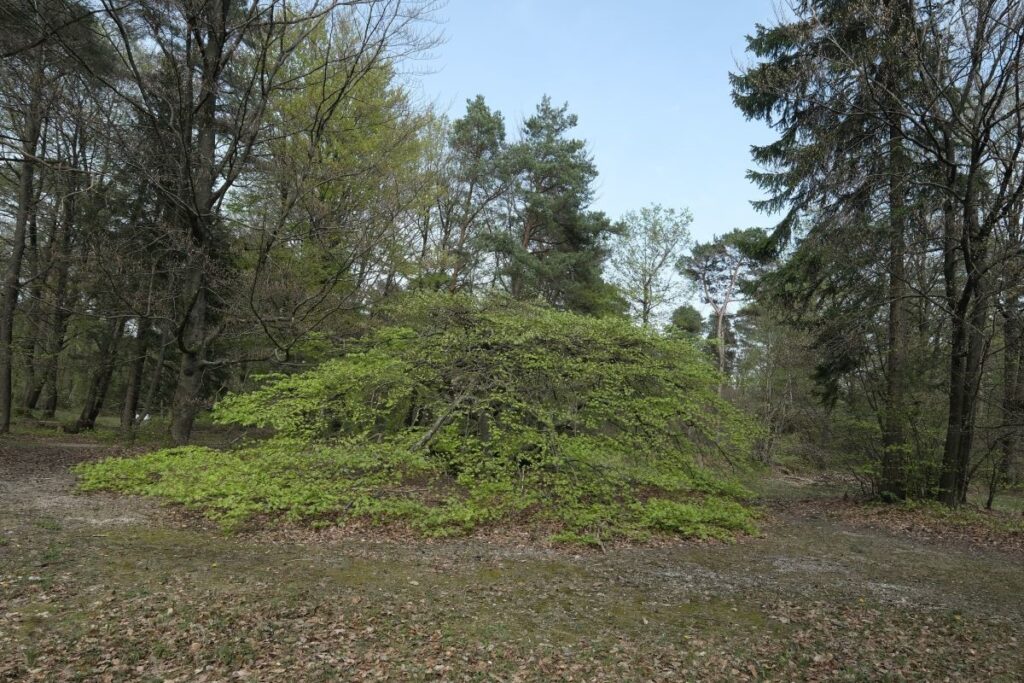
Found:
[75,443,756,544]
[76,295,758,544]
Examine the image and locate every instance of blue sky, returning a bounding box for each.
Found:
[415,0,781,243]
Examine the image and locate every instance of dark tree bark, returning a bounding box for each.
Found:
[141,324,169,419]
[880,117,911,500]
[17,178,48,414]
[36,160,78,418]
[877,0,915,500]
[70,316,126,432]
[939,197,992,506]
[170,266,210,444]
[0,70,43,433]
[120,318,149,436]
[167,0,233,444]
[989,305,1024,508]
[39,215,73,418]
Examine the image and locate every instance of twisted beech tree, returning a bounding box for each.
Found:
[78,293,758,542]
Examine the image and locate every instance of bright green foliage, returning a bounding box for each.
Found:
[637,498,755,539]
[610,204,693,327]
[413,95,510,292]
[77,294,757,542]
[228,17,430,355]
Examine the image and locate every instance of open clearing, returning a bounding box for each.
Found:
[1,436,1022,682]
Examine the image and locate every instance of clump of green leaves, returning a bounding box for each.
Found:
[78,294,758,542]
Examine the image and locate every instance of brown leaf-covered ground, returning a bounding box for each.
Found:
[1,435,1022,681]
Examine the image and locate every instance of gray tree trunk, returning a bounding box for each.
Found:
[0,78,42,433]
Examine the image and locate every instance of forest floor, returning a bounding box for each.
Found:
[1,434,1023,682]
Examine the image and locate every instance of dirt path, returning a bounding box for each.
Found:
[0,440,159,532]
[2,438,1022,681]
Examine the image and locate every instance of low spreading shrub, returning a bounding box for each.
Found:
[78,294,758,542]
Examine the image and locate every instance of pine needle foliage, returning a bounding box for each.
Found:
[78,294,757,542]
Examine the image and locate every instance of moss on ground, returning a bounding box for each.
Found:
[3,438,1024,681]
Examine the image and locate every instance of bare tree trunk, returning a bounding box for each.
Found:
[170,358,204,441]
[715,310,727,375]
[17,186,49,415]
[39,223,72,418]
[935,132,978,508]
[22,207,54,414]
[991,306,1024,508]
[713,307,728,397]
[141,324,169,418]
[0,84,42,433]
[641,280,653,328]
[120,318,149,436]
[23,364,44,412]
[168,0,227,445]
[32,135,79,419]
[170,269,208,444]
[71,316,126,432]
[880,119,910,500]
[939,230,989,506]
